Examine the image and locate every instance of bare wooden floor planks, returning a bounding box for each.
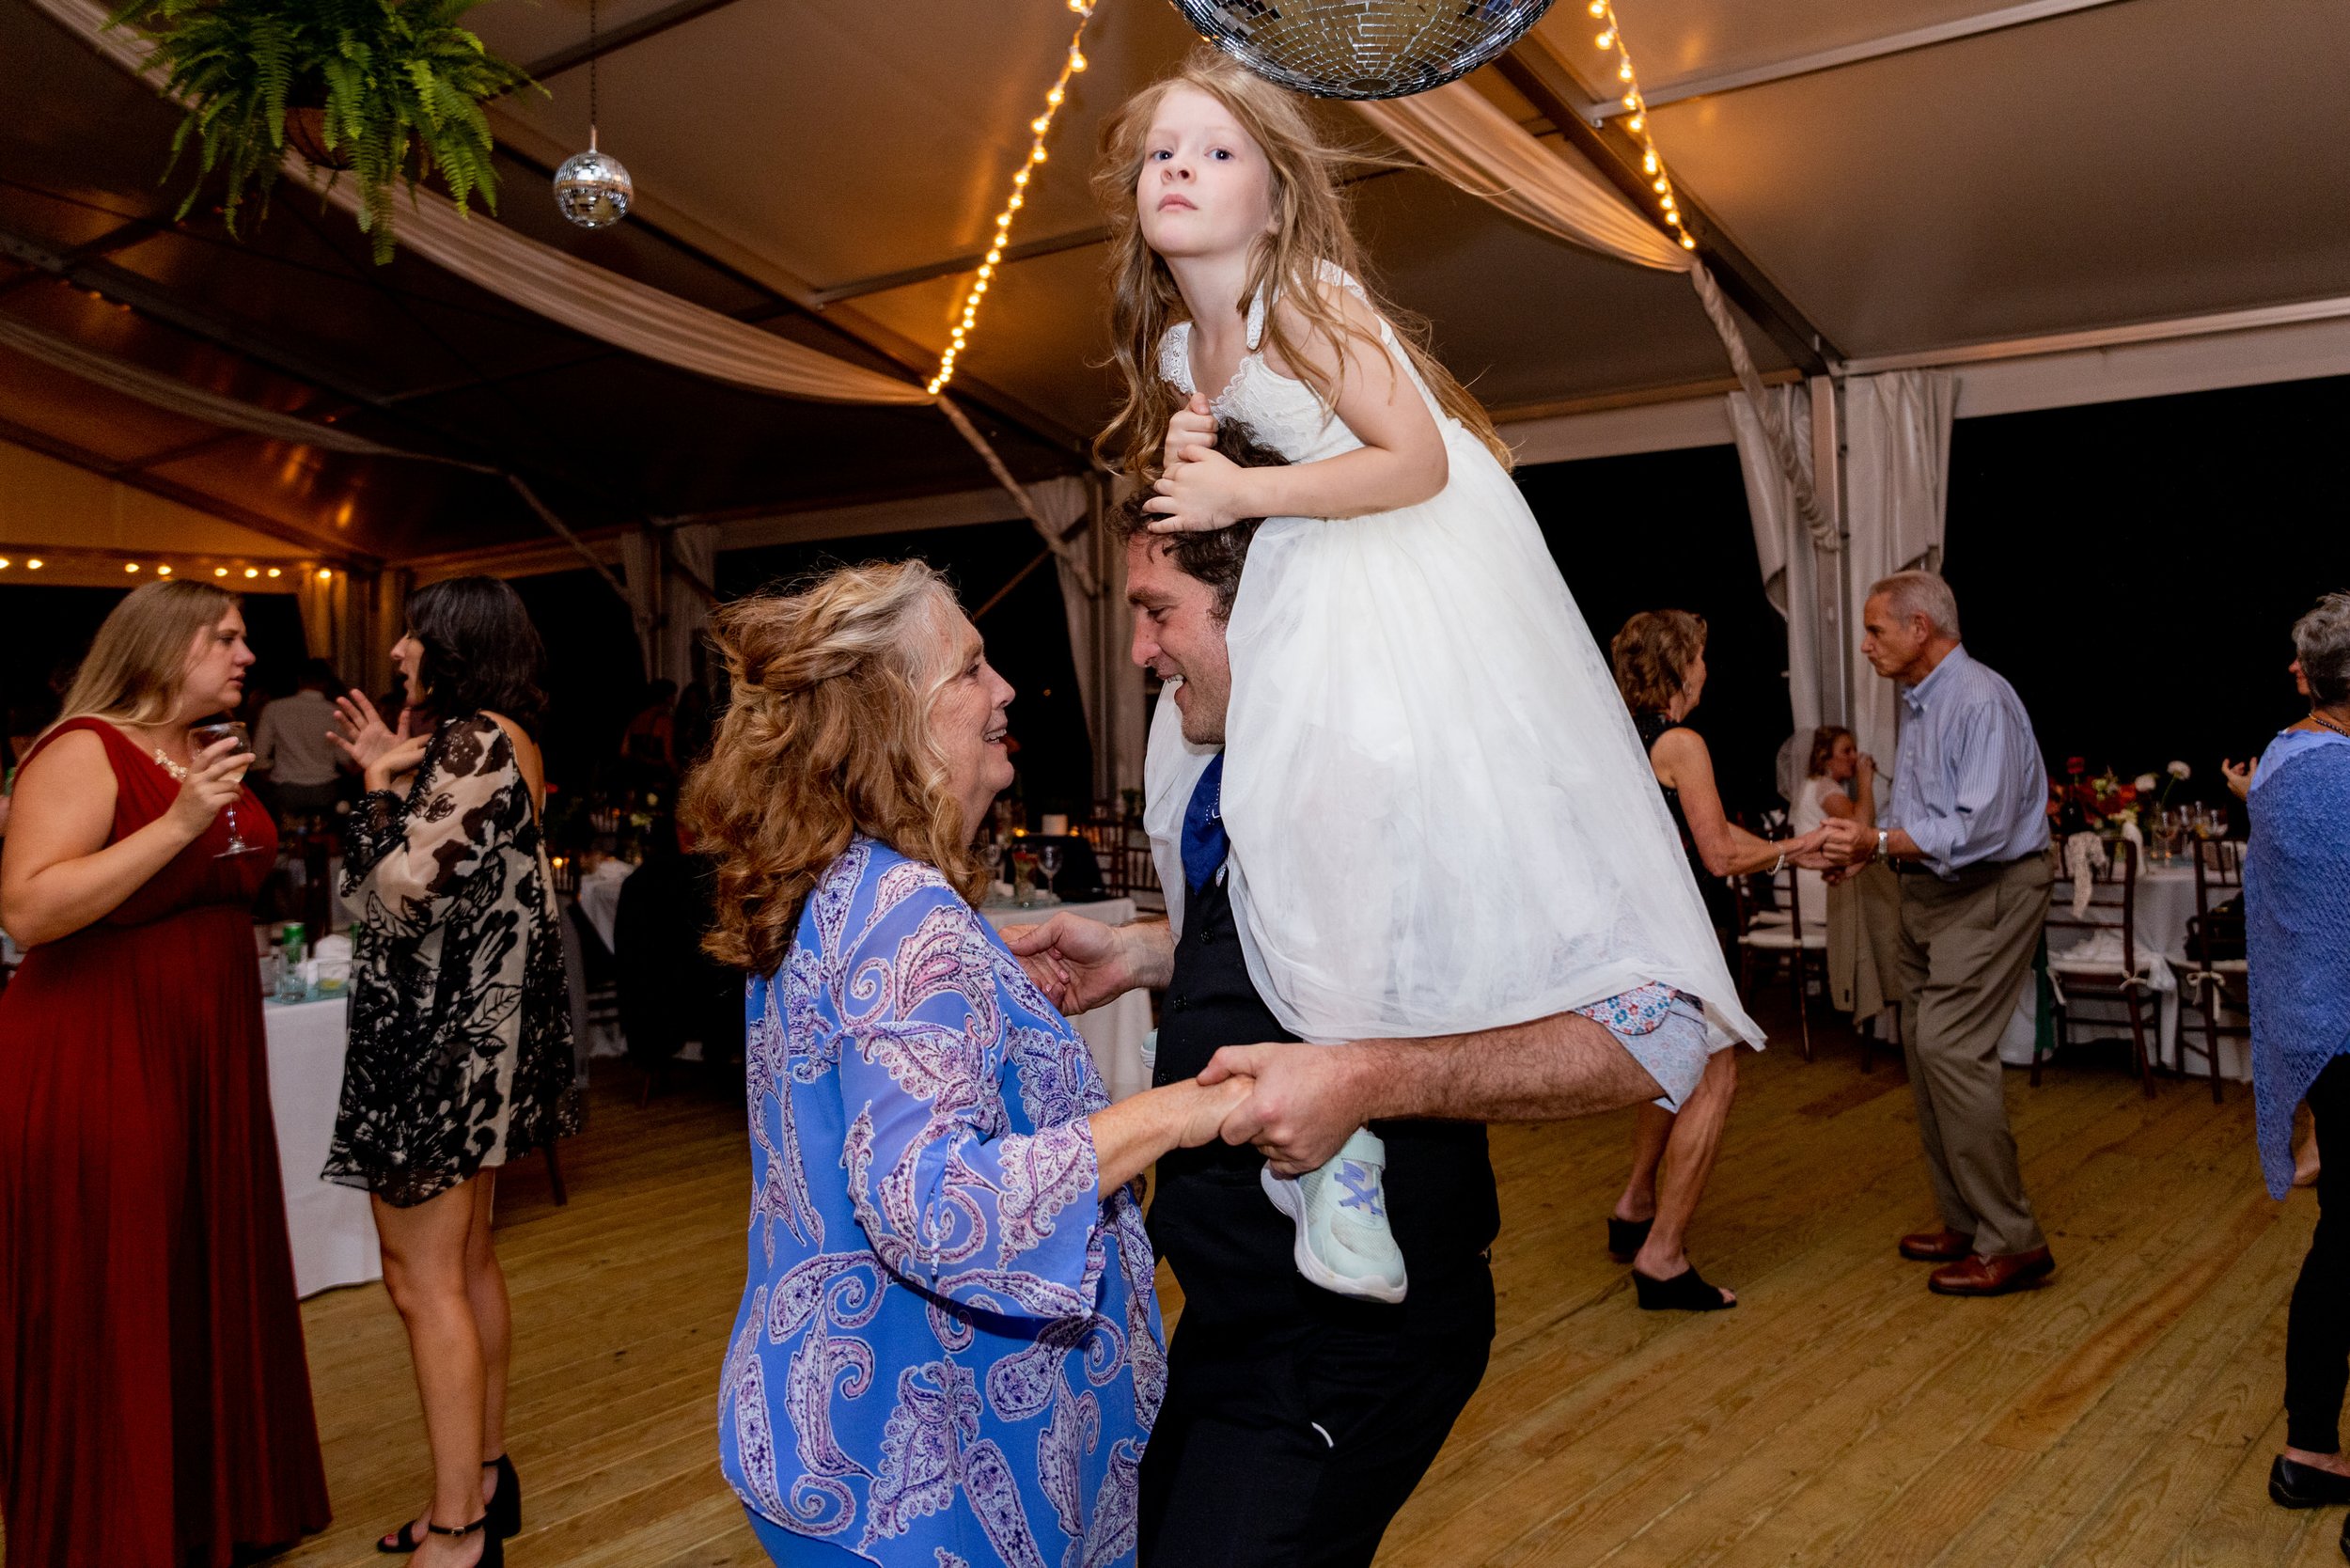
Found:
[257,1008,2317,1568]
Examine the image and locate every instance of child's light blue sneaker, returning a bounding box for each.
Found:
[1261,1126,1408,1303]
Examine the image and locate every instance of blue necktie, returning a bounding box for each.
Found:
[1181,754,1229,893]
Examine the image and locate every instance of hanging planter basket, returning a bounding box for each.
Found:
[107,0,540,263]
[283,89,352,171]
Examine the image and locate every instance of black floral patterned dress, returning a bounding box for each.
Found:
[326,714,579,1208]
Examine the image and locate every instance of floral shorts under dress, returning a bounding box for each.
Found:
[1575,982,1716,1111]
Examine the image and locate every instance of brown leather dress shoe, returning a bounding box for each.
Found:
[1898,1227,1975,1263]
[1928,1247,2055,1296]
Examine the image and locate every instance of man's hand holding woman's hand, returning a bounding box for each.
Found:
[1776,824,1842,870]
[1812,816,1880,883]
[1174,1075,1257,1151]
[1198,1042,1374,1175]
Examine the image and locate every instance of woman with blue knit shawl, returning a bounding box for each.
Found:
[2249,591,2350,1526]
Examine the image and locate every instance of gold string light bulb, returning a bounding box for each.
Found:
[928,3,1099,395]
[1587,1,1696,250]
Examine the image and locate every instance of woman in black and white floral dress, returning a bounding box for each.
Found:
[327,575,577,1568]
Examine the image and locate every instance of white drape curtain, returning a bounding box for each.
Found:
[1353,85,1686,272]
[1729,385,1823,758]
[1353,84,1827,543]
[1093,532,1145,797]
[1032,477,1143,798]
[1842,370,1957,766]
[619,530,661,682]
[665,522,719,687]
[621,525,715,686]
[1034,475,1094,710]
[292,566,373,687]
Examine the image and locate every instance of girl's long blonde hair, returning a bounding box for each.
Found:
[47,579,240,735]
[680,560,987,977]
[1091,49,1511,479]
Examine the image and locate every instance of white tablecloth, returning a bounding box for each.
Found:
[262,994,381,1297]
[980,898,1155,1102]
[576,858,637,952]
[2001,860,2248,1079]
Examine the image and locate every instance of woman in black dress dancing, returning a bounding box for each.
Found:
[1606,610,1828,1309]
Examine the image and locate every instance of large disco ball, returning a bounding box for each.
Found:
[1170,0,1558,101]
[554,144,634,228]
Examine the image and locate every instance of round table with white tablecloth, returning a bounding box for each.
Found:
[261,993,381,1297]
[2000,857,2248,1078]
[979,897,1156,1102]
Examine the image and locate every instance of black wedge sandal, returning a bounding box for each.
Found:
[1632,1263,1735,1311]
[1606,1215,1653,1263]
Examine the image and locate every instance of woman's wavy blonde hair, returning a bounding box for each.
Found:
[681,560,988,977]
[1609,608,1709,716]
[48,579,240,735]
[1091,48,1511,479]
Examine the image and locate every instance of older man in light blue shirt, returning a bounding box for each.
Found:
[1824,571,2056,1298]
[1887,644,2051,876]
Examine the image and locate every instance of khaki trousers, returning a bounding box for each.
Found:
[1892,853,2052,1258]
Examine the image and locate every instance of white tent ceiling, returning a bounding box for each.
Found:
[471,0,2350,439]
[1,0,2344,574]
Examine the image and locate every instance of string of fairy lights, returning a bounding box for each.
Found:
[926,0,1099,396]
[0,557,335,580]
[1587,0,1697,252]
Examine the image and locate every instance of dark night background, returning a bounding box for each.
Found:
[8,375,2345,821]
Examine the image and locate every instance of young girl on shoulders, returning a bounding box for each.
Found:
[1096,54,1767,1309]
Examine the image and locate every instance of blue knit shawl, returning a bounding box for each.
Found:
[2249,727,2350,1198]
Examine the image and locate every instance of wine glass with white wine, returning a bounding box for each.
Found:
[186,719,259,856]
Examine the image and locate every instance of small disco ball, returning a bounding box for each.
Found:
[1170,0,1558,100]
[554,145,633,228]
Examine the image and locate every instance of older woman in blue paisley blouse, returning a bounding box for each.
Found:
[682,561,1249,1568]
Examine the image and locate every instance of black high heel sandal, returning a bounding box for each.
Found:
[483,1454,522,1541]
[427,1515,501,1567]
[1606,1215,1653,1263]
[1632,1263,1735,1311]
[377,1460,520,1556]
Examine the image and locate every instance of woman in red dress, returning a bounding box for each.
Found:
[0,579,330,1567]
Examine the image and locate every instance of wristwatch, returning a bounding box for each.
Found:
[1875,827,1890,862]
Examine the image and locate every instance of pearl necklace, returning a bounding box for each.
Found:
[2315,709,2350,739]
[152,749,191,780]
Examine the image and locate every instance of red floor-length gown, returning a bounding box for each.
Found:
[0,718,330,1566]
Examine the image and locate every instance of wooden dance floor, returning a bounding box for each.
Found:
[268,1006,2318,1568]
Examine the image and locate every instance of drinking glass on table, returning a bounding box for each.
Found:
[1039,843,1063,902]
[187,720,259,856]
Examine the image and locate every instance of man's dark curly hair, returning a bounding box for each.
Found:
[1110,421,1289,621]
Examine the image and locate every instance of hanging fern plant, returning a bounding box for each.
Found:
[108,0,539,263]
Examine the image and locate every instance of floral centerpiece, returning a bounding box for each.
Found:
[2056,758,2191,834]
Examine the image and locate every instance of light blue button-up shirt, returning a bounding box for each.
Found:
[1885,645,2051,878]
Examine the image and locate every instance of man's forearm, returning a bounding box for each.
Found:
[1120,919,1178,993]
[1342,1010,1661,1124]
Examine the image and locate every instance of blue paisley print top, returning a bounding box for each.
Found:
[718,837,1166,1567]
